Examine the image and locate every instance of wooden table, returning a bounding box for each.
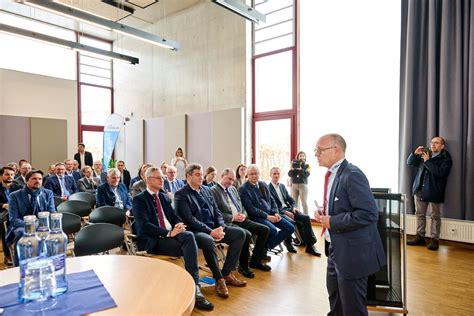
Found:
[0,255,195,315]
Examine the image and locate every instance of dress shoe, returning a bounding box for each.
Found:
[285,242,297,253]
[195,285,214,311]
[249,261,271,271]
[305,246,322,257]
[428,239,439,251]
[215,278,229,298]
[407,234,426,246]
[238,266,255,279]
[262,254,272,261]
[3,255,13,266]
[223,272,247,287]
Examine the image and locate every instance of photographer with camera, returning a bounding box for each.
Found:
[288,151,310,215]
[406,136,452,250]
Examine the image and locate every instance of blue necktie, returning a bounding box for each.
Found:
[60,177,70,197]
[226,188,241,212]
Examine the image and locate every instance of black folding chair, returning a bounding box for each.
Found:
[61,212,82,236]
[57,200,92,218]
[89,206,126,227]
[69,192,96,209]
[73,223,125,257]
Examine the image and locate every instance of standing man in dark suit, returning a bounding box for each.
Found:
[132,167,214,311]
[6,170,56,265]
[239,164,295,254]
[211,168,271,275]
[0,166,22,266]
[268,167,321,257]
[117,160,131,191]
[96,168,132,212]
[44,162,78,201]
[406,136,452,250]
[175,163,247,299]
[74,143,93,169]
[314,133,386,316]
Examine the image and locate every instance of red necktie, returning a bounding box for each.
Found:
[154,193,166,228]
[321,170,331,236]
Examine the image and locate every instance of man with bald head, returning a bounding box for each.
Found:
[314,133,386,316]
[406,136,452,250]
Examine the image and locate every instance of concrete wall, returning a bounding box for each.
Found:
[0,68,77,159]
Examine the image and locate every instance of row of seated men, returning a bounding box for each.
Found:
[0,162,320,311]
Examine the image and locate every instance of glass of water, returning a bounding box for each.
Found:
[23,258,58,312]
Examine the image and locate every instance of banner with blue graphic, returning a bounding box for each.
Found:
[102,113,124,172]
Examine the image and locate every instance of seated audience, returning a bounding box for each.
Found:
[203,166,217,188]
[239,164,295,253]
[117,160,131,191]
[44,162,78,200]
[130,163,154,198]
[6,170,55,265]
[129,164,143,190]
[234,164,247,188]
[96,168,132,212]
[132,167,214,311]
[13,161,31,187]
[160,161,169,179]
[175,163,247,299]
[163,166,185,199]
[93,160,107,184]
[77,166,100,193]
[43,164,56,182]
[211,168,271,274]
[65,159,82,182]
[269,167,321,256]
[0,166,22,266]
[6,162,19,176]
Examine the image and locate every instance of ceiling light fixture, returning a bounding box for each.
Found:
[18,0,181,51]
[0,23,139,64]
[212,0,266,24]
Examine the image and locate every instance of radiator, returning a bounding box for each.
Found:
[404,214,474,244]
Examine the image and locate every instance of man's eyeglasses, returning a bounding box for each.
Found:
[314,146,336,154]
[149,176,164,180]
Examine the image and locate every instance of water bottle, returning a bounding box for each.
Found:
[37,212,50,254]
[17,215,42,302]
[45,213,68,296]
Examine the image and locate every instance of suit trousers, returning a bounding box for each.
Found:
[414,192,442,239]
[253,216,295,250]
[194,226,246,280]
[327,249,368,316]
[234,218,270,264]
[148,231,200,285]
[283,212,316,246]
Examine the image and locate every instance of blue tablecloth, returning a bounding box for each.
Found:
[0,269,117,315]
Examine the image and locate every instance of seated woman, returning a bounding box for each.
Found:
[233,164,247,188]
[203,166,217,187]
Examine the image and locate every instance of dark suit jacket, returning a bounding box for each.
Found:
[120,170,131,191]
[328,159,386,280]
[44,176,78,197]
[6,187,55,241]
[239,181,278,220]
[74,151,93,169]
[268,182,297,212]
[174,184,225,234]
[163,179,185,194]
[13,176,26,187]
[71,171,82,182]
[96,182,132,209]
[132,190,181,251]
[210,184,248,225]
[77,177,100,193]
[0,183,22,223]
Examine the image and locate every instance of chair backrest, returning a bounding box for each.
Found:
[73,223,124,256]
[89,206,126,227]
[69,192,96,208]
[57,200,92,218]
[54,196,63,208]
[61,212,82,235]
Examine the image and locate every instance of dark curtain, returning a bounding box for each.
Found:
[399,0,474,220]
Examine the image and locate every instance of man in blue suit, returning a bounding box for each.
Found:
[44,162,78,201]
[239,164,295,253]
[268,166,321,256]
[96,168,132,211]
[314,134,386,316]
[175,163,247,299]
[163,165,185,198]
[132,167,213,311]
[6,170,55,265]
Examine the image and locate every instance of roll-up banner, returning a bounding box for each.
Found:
[102,113,124,172]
